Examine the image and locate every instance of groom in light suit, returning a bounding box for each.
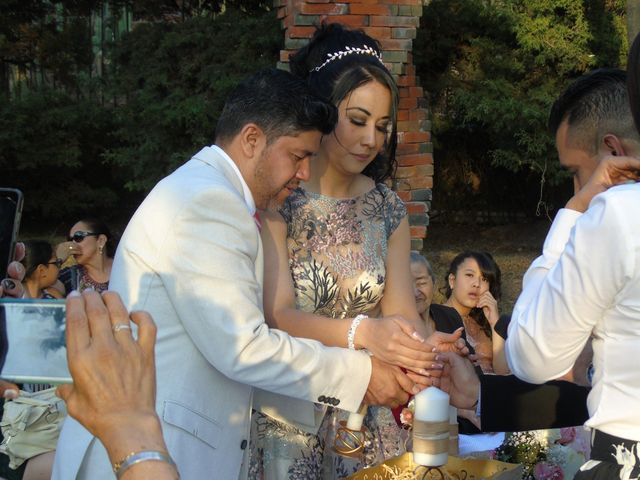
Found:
[53,69,423,480]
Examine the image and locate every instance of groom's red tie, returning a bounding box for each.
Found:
[253,211,262,232]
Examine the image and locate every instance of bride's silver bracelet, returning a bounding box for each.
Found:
[348,314,368,350]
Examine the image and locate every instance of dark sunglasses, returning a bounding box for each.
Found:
[68,231,100,243]
[48,259,64,268]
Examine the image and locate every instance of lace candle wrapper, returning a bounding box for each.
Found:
[412,419,449,466]
[345,453,523,480]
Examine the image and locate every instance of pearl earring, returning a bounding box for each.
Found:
[99,245,104,255]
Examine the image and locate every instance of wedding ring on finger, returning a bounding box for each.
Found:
[112,324,132,333]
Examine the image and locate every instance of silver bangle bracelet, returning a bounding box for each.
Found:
[347,314,368,350]
[114,450,177,479]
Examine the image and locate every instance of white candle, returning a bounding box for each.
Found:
[413,387,450,466]
[449,406,457,424]
[346,404,367,431]
[346,412,364,430]
[449,405,459,455]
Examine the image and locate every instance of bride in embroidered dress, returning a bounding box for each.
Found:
[248,24,462,479]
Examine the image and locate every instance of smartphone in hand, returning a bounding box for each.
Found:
[0,299,71,384]
[0,188,23,278]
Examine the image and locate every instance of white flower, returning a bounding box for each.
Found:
[612,442,638,480]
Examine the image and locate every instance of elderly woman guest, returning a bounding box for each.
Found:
[409,252,436,335]
[55,218,115,295]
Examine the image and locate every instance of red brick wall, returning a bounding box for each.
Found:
[275,0,432,250]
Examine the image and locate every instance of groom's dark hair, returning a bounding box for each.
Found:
[214,68,337,145]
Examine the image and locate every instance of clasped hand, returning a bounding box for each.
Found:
[357,315,467,376]
[362,317,469,408]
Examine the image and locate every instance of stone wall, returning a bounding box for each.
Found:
[275,0,433,250]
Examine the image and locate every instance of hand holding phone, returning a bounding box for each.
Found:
[0,188,24,298]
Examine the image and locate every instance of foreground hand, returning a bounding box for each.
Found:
[0,242,25,298]
[566,155,640,213]
[364,356,418,408]
[437,351,480,410]
[357,315,438,374]
[56,290,166,467]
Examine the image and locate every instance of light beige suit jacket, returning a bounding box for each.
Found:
[52,146,372,480]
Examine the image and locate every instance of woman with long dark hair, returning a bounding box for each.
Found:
[439,251,506,375]
[249,23,460,479]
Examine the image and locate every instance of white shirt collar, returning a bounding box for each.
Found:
[210,145,256,215]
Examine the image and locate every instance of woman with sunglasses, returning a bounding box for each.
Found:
[55,218,116,295]
[19,240,64,299]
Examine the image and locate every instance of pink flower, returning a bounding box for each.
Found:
[557,427,577,445]
[534,462,564,480]
[399,408,414,426]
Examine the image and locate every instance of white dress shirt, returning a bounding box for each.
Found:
[506,183,640,442]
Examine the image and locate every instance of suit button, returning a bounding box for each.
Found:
[318,395,327,403]
[240,439,248,450]
[333,398,340,406]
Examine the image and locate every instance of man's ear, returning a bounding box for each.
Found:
[239,123,265,158]
[602,134,626,157]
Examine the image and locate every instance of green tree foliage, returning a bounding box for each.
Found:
[0,87,120,228]
[1,3,281,229]
[104,8,282,192]
[415,0,627,217]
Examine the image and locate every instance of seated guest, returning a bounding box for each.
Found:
[20,240,64,299]
[12,240,64,480]
[438,251,508,375]
[55,218,115,295]
[409,252,503,448]
[409,252,436,335]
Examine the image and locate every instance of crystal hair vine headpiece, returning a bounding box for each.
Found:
[310,45,384,73]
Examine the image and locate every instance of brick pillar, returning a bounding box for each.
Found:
[275,0,433,251]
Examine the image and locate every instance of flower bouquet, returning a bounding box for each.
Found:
[492,428,590,480]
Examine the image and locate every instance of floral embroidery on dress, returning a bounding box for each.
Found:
[283,184,406,319]
[248,184,408,479]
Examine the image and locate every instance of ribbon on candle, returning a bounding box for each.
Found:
[449,423,459,455]
[413,420,449,436]
[412,420,449,456]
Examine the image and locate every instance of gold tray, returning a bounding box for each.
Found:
[346,453,523,480]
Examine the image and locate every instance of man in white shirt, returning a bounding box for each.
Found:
[506,69,640,478]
